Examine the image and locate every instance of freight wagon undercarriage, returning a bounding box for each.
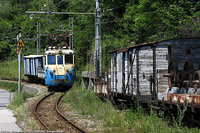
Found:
[82,39,200,121]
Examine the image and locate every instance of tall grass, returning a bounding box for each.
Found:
[7,91,35,130]
[64,83,199,132]
[9,91,34,107]
[0,59,26,79]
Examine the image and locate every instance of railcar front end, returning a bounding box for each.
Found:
[44,47,76,88]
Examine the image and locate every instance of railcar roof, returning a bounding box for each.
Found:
[23,55,44,58]
[109,38,200,53]
[45,49,74,55]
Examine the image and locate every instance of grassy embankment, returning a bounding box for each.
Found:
[0,59,34,129]
[0,81,18,92]
[64,83,200,132]
[7,90,34,130]
[0,59,26,79]
[0,80,35,130]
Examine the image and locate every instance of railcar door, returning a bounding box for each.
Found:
[57,55,65,76]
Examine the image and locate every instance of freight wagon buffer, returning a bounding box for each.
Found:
[109,38,200,102]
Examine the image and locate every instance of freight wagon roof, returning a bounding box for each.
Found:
[109,38,200,53]
[23,55,44,58]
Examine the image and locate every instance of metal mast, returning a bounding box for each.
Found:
[95,0,101,77]
[17,33,21,94]
[37,22,39,55]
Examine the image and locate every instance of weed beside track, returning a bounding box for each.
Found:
[63,83,200,132]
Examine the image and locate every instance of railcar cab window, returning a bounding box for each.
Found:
[48,55,56,65]
[65,54,73,64]
[57,55,63,65]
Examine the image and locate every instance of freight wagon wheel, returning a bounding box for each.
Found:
[168,61,178,88]
[184,72,193,88]
[193,70,200,85]
[184,60,194,71]
[178,71,186,88]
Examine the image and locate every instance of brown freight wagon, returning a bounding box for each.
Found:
[95,38,200,107]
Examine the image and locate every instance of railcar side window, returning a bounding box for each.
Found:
[57,56,63,65]
[48,55,56,65]
[45,56,46,65]
[65,55,73,64]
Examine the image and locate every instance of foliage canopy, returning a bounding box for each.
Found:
[0,0,200,70]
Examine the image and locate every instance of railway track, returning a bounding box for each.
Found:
[34,91,85,132]
[0,77,28,82]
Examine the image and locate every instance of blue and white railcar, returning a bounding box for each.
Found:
[44,46,76,87]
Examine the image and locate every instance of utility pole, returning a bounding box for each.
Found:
[39,22,41,54]
[37,22,39,55]
[72,17,74,49]
[17,33,21,94]
[37,22,41,55]
[95,0,101,77]
[69,17,74,49]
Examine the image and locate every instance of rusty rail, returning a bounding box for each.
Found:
[56,92,85,133]
[0,77,28,82]
[34,91,85,132]
[34,92,54,131]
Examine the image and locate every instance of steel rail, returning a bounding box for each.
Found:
[56,92,85,133]
[0,77,28,82]
[34,92,55,131]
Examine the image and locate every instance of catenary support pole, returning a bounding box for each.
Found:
[72,17,74,49]
[39,22,41,54]
[37,22,39,55]
[18,33,21,94]
[95,0,101,77]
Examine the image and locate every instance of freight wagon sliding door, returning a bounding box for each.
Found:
[138,46,153,97]
[156,45,169,99]
[132,49,137,95]
[117,52,123,93]
[124,50,132,94]
[123,49,137,95]
[111,53,117,93]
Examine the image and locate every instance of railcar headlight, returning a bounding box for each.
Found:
[50,71,53,75]
[68,71,72,75]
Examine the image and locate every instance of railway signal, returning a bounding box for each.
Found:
[16,34,25,94]
[16,38,25,54]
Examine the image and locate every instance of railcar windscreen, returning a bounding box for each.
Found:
[65,55,73,64]
[48,55,56,65]
[57,55,63,65]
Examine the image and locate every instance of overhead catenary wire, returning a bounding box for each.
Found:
[56,0,68,8]
[51,0,68,11]
[55,0,65,7]
[103,3,127,13]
